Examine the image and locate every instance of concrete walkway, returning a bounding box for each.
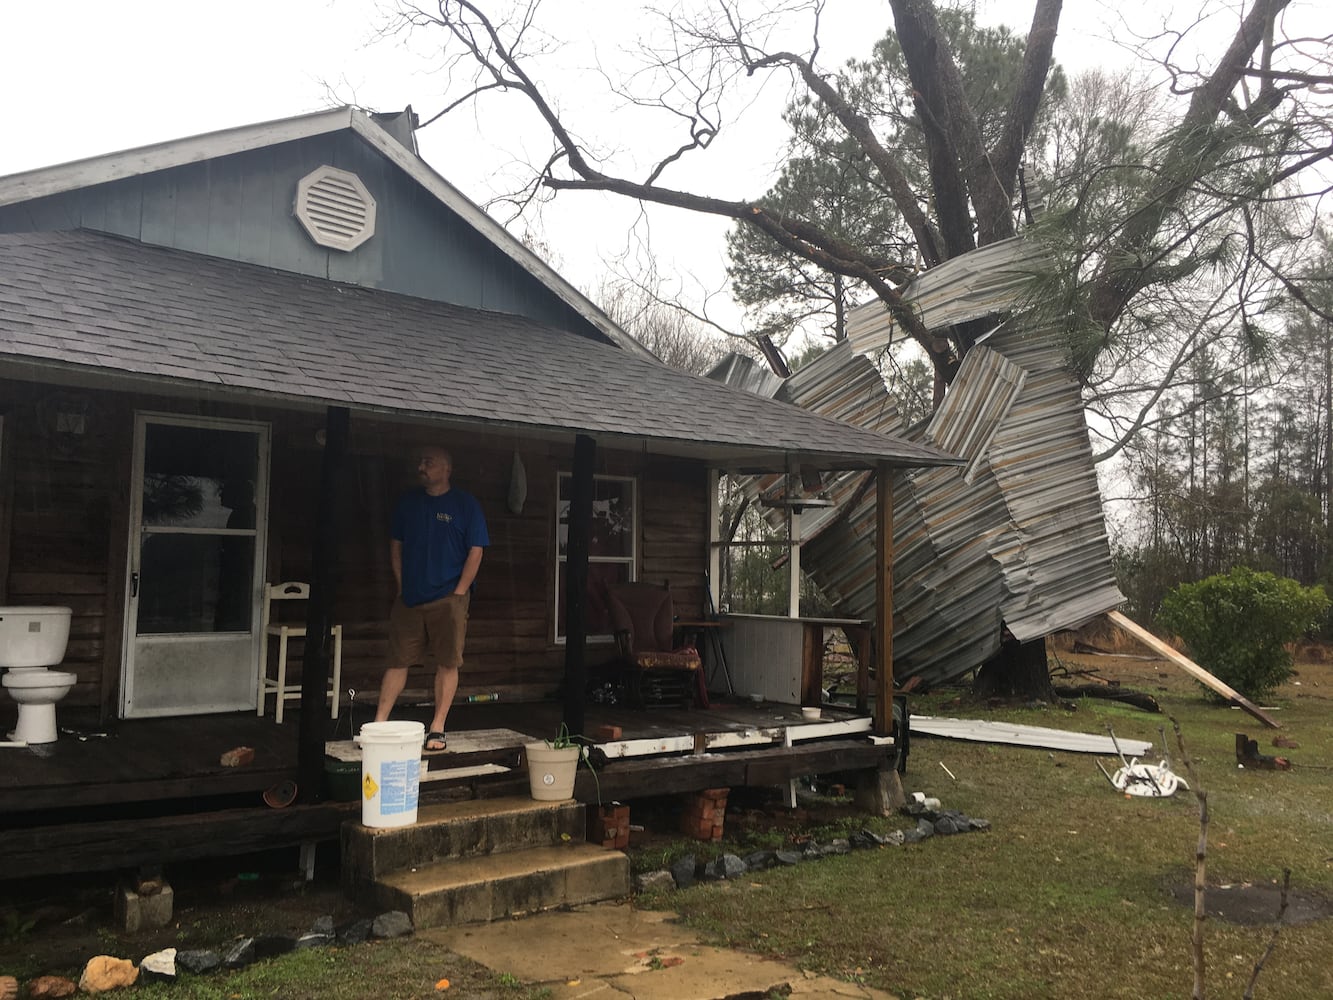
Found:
[423,900,899,1000]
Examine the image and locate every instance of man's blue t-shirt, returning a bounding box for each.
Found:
[392,487,490,607]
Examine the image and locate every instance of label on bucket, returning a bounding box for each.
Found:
[375,758,419,815]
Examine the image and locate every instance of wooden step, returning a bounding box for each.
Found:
[342,796,584,889]
[365,843,630,928]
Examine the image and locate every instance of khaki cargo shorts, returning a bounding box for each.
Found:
[388,592,470,670]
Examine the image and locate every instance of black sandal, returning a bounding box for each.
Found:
[424,731,448,752]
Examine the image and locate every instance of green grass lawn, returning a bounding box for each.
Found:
[4,649,1328,999]
[635,650,1333,1000]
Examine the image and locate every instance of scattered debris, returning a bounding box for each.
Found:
[1097,758,1188,797]
[1051,682,1161,713]
[1236,734,1292,771]
[1273,735,1301,749]
[939,761,956,780]
[262,779,298,808]
[219,746,255,767]
[1108,611,1281,729]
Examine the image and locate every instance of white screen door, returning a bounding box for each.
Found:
[121,414,270,717]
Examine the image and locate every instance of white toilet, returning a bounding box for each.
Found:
[0,606,77,744]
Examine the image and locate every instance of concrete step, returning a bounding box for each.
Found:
[367,842,630,928]
[342,796,584,889]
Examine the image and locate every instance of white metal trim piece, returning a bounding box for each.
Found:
[787,717,873,743]
[912,715,1152,756]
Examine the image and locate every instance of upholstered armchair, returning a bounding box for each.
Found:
[605,581,701,708]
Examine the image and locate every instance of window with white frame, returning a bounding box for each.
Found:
[555,473,636,640]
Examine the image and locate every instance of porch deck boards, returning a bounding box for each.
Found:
[1,698,865,819]
[0,698,889,877]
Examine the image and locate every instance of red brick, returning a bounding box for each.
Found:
[587,804,631,849]
[594,724,623,741]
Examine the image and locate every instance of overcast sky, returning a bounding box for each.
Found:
[0,0,1320,333]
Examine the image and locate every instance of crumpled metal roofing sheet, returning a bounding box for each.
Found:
[844,236,1051,355]
[714,238,1124,687]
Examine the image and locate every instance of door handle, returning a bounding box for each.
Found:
[131,572,140,598]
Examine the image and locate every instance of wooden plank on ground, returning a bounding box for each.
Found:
[1107,611,1281,729]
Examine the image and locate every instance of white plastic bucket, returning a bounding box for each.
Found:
[357,721,424,828]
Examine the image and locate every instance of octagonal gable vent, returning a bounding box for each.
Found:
[293,165,377,252]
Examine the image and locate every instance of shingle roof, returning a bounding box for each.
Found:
[0,230,958,471]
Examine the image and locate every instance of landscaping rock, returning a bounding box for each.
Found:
[78,956,138,993]
[222,937,256,970]
[634,870,677,894]
[296,930,335,949]
[775,849,803,866]
[744,850,777,870]
[969,817,991,832]
[703,854,747,880]
[371,910,414,939]
[26,976,76,999]
[337,918,373,945]
[254,934,297,958]
[139,948,176,983]
[819,838,852,856]
[670,855,698,889]
[849,831,878,849]
[175,949,221,975]
[309,915,335,937]
[916,819,936,839]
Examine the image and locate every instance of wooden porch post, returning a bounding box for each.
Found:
[562,434,595,738]
[297,405,349,803]
[857,461,904,814]
[874,463,894,736]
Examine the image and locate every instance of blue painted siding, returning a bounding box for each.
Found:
[0,132,594,338]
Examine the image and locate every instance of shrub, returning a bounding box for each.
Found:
[1158,566,1329,700]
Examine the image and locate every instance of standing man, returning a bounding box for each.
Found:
[375,446,489,751]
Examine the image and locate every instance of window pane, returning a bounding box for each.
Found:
[558,476,634,559]
[142,425,258,528]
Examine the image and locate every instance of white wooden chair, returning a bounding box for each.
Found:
[257,581,343,723]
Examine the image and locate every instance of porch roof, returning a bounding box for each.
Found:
[0,230,958,472]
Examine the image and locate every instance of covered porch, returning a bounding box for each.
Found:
[1,695,902,877]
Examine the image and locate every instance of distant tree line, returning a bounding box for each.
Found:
[1115,227,1333,628]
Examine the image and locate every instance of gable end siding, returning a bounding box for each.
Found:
[0,133,599,340]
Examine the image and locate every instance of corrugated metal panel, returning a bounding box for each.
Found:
[912,717,1152,756]
[712,238,1124,687]
[706,352,784,399]
[844,236,1051,355]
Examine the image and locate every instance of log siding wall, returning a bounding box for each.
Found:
[0,379,708,714]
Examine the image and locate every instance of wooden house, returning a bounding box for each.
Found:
[0,107,955,874]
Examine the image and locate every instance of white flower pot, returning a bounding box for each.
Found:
[525,742,580,801]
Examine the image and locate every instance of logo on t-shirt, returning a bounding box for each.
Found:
[436,512,453,523]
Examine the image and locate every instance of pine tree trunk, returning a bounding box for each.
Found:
[972,636,1056,700]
